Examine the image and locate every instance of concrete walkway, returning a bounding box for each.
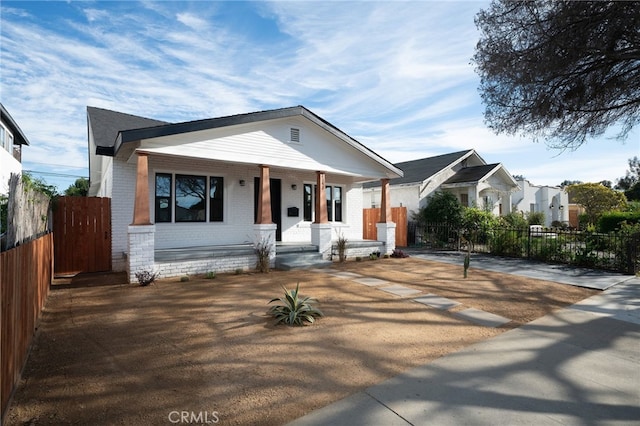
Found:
[287,254,640,426]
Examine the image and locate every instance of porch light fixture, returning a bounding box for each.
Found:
[291,184,297,190]
[239,179,246,186]
[559,205,564,210]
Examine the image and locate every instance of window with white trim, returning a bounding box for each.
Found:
[154,173,224,223]
[303,183,343,222]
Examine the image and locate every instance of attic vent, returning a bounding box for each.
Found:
[290,128,300,143]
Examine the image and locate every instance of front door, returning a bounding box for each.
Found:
[254,177,282,241]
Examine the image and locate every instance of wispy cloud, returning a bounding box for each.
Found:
[0,1,636,190]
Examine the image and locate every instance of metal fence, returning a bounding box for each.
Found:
[408,222,640,275]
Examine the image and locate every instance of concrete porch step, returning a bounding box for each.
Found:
[275,251,332,271]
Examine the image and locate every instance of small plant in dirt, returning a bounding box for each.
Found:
[268,283,324,326]
[254,235,272,273]
[390,249,409,258]
[180,275,189,282]
[235,268,243,275]
[355,256,362,262]
[134,270,157,286]
[205,271,216,279]
[335,231,348,262]
[369,251,380,260]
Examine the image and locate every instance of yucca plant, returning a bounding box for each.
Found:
[268,283,324,326]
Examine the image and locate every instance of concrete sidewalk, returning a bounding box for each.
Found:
[287,255,640,426]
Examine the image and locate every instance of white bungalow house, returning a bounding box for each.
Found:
[512,178,569,227]
[363,149,519,219]
[87,106,403,282]
[1,103,30,195]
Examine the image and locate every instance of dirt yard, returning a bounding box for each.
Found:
[5,257,597,425]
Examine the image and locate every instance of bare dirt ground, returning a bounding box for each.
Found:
[5,257,597,425]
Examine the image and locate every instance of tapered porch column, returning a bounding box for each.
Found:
[314,171,328,224]
[254,165,276,268]
[256,165,272,224]
[311,171,332,258]
[132,152,151,225]
[379,178,391,223]
[128,151,155,283]
[376,178,396,255]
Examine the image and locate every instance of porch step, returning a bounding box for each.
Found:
[276,251,332,271]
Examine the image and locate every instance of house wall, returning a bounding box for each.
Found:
[0,148,21,195]
[512,179,568,226]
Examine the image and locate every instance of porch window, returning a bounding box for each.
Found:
[155,173,225,223]
[155,173,172,223]
[175,174,206,222]
[303,183,313,221]
[303,183,343,222]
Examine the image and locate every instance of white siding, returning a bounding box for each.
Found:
[0,148,21,194]
[139,117,395,180]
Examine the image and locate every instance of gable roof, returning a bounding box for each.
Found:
[363,150,474,188]
[88,105,403,180]
[87,106,168,155]
[442,164,501,185]
[1,103,30,146]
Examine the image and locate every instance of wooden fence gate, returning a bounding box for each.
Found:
[363,207,408,247]
[53,196,111,275]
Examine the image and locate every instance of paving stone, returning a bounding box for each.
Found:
[379,284,422,297]
[454,308,511,327]
[413,294,461,310]
[331,271,363,279]
[353,277,389,287]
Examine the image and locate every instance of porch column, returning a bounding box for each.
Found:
[254,165,276,266]
[256,165,272,224]
[314,171,328,224]
[311,171,332,258]
[128,152,155,283]
[376,178,396,255]
[379,178,391,223]
[132,152,151,225]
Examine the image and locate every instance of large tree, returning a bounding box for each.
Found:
[568,183,627,225]
[473,1,640,150]
[616,156,640,200]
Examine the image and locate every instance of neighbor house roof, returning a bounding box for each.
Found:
[1,103,30,146]
[363,150,474,188]
[442,164,501,185]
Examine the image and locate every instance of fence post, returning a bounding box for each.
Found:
[527,226,532,259]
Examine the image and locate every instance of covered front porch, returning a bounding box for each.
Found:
[127,153,398,281]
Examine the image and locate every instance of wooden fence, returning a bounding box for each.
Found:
[53,196,111,275]
[1,233,53,420]
[363,207,408,247]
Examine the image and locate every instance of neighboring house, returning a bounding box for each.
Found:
[87,106,403,281]
[363,149,519,219]
[512,178,569,227]
[0,103,30,195]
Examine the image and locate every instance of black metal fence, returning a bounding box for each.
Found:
[408,222,640,275]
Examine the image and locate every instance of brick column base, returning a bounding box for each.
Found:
[376,222,396,255]
[311,223,333,258]
[127,224,155,284]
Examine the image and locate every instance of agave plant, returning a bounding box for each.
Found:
[268,283,324,326]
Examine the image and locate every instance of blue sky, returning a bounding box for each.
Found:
[1,0,638,192]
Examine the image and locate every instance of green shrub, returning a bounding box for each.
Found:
[268,283,324,326]
[598,211,640,233]
[526,211,546,226]
[180,275,189,282]
[500,212,528,228]
[235,268,243,275]
[205,271,216,279]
